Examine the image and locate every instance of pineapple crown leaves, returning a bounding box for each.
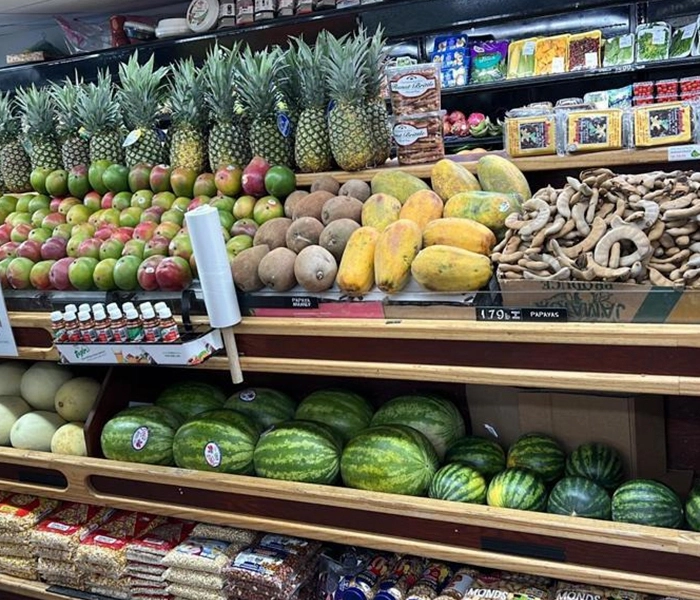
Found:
[168,57,208,129]
[76,69,123,135]
[117,51,169,131]
[290,36,328,111]
[202,43,241,123]
[276,43,301,114]
[15,84,58,140]
[357,25,388,99]
[50,72,85,135]
[321,32,369,105]
[0,92,21,144]
[236,45,287,119]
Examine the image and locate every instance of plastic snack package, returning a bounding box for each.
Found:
[568,30,602,71]
[393,112,445,165]
[670,20,697,58]
[470,40,509,83]
[430,35,470,89]
[507,38,537,79]
[32,502,114,555]
[632,102,694,147]
[636,22,671,62]
[603,33,635,66]
[504,107,557,157]
[560,108,625,154]
[386,63,441,115]
[535,34,569,75]
[163,537,241,574]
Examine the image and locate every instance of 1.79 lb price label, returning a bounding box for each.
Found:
[476,307,568,322]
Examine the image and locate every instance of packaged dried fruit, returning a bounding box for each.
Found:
[633,102,694,147]
[392,112,445,165]
[507,38,537,79]
[469,40,509,83]
[636,22,671,62]
[561,108,624,153]
[430,35,469,89]
[386,63,441,116]
[535,34,569,75]
[504,108,557,157]
[671,21,698,58]
[568,30,601,71]
[603,33,635,66]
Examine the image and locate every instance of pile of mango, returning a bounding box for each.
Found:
[231,155,532,296]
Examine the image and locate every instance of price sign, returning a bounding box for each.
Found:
[0,287,18,357]
[477,307,567,322]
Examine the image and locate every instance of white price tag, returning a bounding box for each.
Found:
[682,23,695,40]
[0,288,17,357]
[523,41,536,56]
[667,145,700,162]
[584,52,598,68]
[551,56,565,73]
[652,28,667,45]
[619,34,633,49]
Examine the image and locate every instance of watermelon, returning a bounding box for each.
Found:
[253,420,342,485]
[370,394,465,460]
[487,468,548,511]
[224,388,296,429]
[295,389,374,443]
[173,409,262,474]
[565,442,625,489]
[101,406,180,465]
[686,492,700,532]
[156,381,226,421]
[445,436,505,479]
[547,477,611,520]
[506,433,565,483]
[340,424,439,496]
[612,480,684,529]
[429,463,487,504]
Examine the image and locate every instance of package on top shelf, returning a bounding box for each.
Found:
[430,35,469,89]
[535,34,570,75]
[568,30,602,71]
[504,106,557,157]
[632,101,696,147]
[255,0,277,20]
[603,32,635,67]
[670,20,698,58]
[469,39,509,84]
[187,0,220,33]
[507,37,538,78]
[636,22,672,62]
[237,0,254,25]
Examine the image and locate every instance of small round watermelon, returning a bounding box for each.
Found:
[429,463,487,504]
[224,388,296,429]
[156,381,226,421]
[295,389,374,443]
[547,477,611,520]
[173,409,262,474]
[253,420,342,485]
[507,433,565,483]
[686,493,700,531]
[565,442,625,489]
[370,394,465,460]
[612,480,684,529]
[487,468,548,512]
[445,436,505,479]
[341,424,439,496]
[118,405,184,430]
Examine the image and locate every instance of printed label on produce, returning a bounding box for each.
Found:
[667,144,700,161]
[584,52,598,68]
[239,389,257,402]
[523,41,536,56]
[204,442,222,468]
[551,56,565,73]
[393,123,428,146]
[131,427,150,451]
[390,74,436,98]
[277,113,292,138]
[652,28,667,45]
[619,34,633,48]
[681,23,695,39]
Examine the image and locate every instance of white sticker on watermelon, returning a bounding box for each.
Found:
[239,389,257,402]
[204,442,222,468]
[132,426,149,451]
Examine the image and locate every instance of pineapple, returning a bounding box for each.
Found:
[0,93,31,193]
[361,27,391,167]
[51,74,90,169]
[237,46,293,167]
[168,58,208,173]
[202,44,250,170]
[292,36,333,173]
[322,34,374,172]
[15,84,63,171]
[117,52,169,167]
[76,70,125,164]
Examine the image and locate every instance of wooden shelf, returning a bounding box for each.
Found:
[0,576,64,600]
[0,447,695,598]
[294,148,687,185]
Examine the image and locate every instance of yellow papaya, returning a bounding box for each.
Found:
[374,219,422,294]
[361,193,402,232]
[411,245,493,292]
[336,227,380,296]
[399,190,443,231]
[476,155,531,200]
[443,191,521,234]
[370,170,430,204]
[430,159,481,201]
[423,218,496,256]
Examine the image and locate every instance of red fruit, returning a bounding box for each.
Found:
[467,112,486,127]
[49,257,76,290]
[141,206,165,224]
[50,198,62,212]
[6,257,34,289]
[133,221,158,242]
[449,111,467,124]
[100,191,115,210]
[241,156,271,198]
[149,165,172,193]
[41,237,68,260]
[17,240,42,262]
[453,122,470,137]
[187,197,207,212]
[136,255,165,291]
[111,227,134,244]
[30,260,56,290]
[155,256,193,291]
[77,237,102,259]
[143,236,170,258]
[0,242,19,260]
[95,226,116,241]
[0,228,9,246]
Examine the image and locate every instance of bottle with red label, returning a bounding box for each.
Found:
[64,312,82,343]
[93,306,114,343]
[109,306,129,342]
[50,311,67,342]
[77,311,98,343]
[157,306,180,343]
[141,305,162,343]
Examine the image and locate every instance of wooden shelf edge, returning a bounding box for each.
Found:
[0,576,64,600]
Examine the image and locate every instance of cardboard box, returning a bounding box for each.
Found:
[500,279,700,323]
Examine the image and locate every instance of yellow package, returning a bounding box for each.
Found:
[507,38,538,79]
[535,34,570,75]
[505,114,557,157]
[634,102,693,147]
[565,109,624,152]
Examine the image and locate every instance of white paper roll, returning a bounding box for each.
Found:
[185,205,241,328]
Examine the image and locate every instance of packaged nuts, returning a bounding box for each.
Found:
[387,63,441,116]
[393,112,445,165]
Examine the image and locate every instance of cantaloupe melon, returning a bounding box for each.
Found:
[55,377,101,421]
[51,422,87,456]
[0,362,27,396]
[0,396,31,445]
[20,363,73,411]
[10,411,66,451]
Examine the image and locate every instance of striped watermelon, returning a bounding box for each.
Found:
[341,425,439,496]
[612,480,684,528]
[565,442,625,489]
[224,388,296,429]
[370,394,465,460]
[173,409,262,474]
[429,464,487,504]
[445,436,505,479]
[686,492,700,531]
[547,477,611,519]
[156,381,226,421]
[506,433,565,482]
[253,420,342,485]
[487,468,548,511]
[295,389,374,443]
[101,406,181,465]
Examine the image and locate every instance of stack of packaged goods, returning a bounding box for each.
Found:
[32,502,114,589]
[0,494,59,581]
[224,534,322,600]
[126,519,195,600]
[75,510,163,599]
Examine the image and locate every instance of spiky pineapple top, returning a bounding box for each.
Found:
[169,58,207,130]
[202,43,242,124]
[15,84,57,141]
[0,93,21,145]
[360,26,388,100]
[117,52,169,131]
[76,70,123,136]
[277,42,300,117]
[51,74,85,137]
[322,33,368,106]
[236,46,286,119]
[293,36,328,111]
